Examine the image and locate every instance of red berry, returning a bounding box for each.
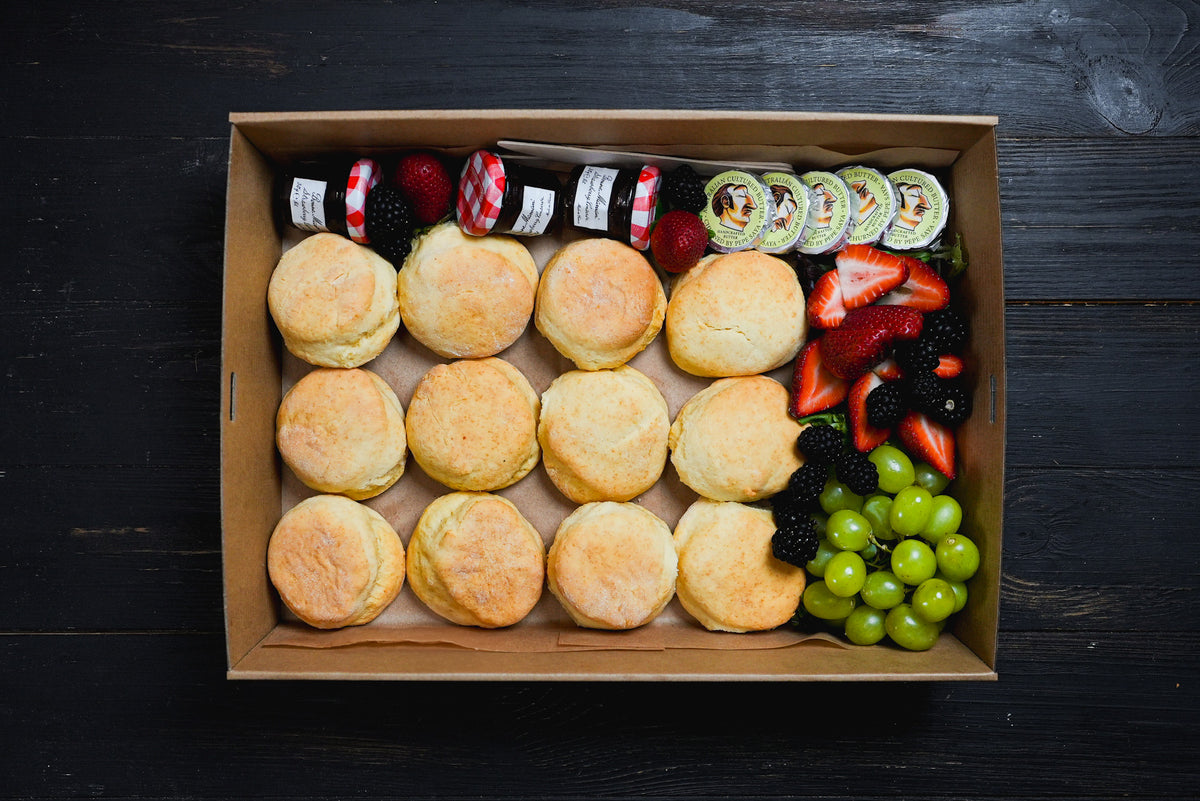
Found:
[834,245,910,310]
[789,339,849,417]
[818,305,924,381]
[393,152,453,225]
[650,210,709,273]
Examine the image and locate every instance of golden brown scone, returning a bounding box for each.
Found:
[673,498,806,632]
[397,222,538,358]
[406,492,545,628]
[547,502,677,630]
[267,232,400,368]
[665,250,807,377]
[276,367,407,500]
[405,357,541,492]
[267,494,405,630]
[538,366,669,503]
[535,238,666,370]
[669,375,803,502]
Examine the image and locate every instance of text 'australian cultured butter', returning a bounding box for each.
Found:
[837,165,901,246]
[879,168,950,251]
[797,170,855,255]
[700,169,776,253]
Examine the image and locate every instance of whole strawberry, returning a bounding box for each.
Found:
[818,305,924,381]
[650,210,709,273]
[393,151,453,225]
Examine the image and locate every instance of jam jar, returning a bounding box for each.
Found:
[274,157,382,243]
[561,164,662,251]
[456,150,563,237]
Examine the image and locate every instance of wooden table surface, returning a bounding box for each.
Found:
[3,2,1198,798]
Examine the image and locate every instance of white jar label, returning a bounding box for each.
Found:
[288,177,329,232]
[572,166,618,230]
[512,185,556,235]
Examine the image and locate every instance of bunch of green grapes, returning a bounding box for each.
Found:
[798,444,981,651]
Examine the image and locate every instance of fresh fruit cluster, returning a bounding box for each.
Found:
[650,165,711,273]
[791,244,970,480]
[365,151,454,265]
[772,430,980,651]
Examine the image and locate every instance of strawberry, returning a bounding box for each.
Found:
[651,210,710,272]
[393,152,454,225]
[807,269,846,329]
[834,244,909,310]
[818,305,924,381]
[847,372,891,452]
[872,357,903,382]
[898,410,956,480]
[876,255,950,311]
[789,339,849,417]
[934,354,964,379]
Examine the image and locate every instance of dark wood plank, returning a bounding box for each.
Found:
[1,632,1195,799]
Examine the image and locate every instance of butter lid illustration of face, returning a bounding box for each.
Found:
[880,168,950,251]
[797,171,854,255]
[837,165,901,246]
[756,171,811,254]
[700,170,775,253]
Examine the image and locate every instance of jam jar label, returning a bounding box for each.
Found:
[701,170,773,253]
[880,168,950,251]
[288,177,329,232]
[838,166,900,246]
[572,165,620,231]
[757,172,811,254]
[513,185,557,235]
[798,171,854,255]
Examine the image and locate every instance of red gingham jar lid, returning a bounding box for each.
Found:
[456,150,507,236]
[628,165,662,251]
[344,158,382,244]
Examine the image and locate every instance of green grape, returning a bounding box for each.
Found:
[860,494,895,540]
[911,578,956,622]
[860,570,906,610]
[810,511,828,539]
[859,541,878,563]
[844,605,887,645]
[921,494,963,542]
[805,538,837,578]
[819,478,864,515]
[914,461,951,494]
[803,580,857,620]
[826,509,871,551]
[889,485,934,537]
[947,578,969,613]
[936,534,981,582]
[867,444,916,494]
[890,538,937,585]
[824,551,866,598]
[885,603,941,651]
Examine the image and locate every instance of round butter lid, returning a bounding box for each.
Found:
[628,165,662,251]
[456,150,507,237]
[756,172,811,254]
[880,168,950,251]
[838,165,900,246]
[345,158,383,244]
[700,170,775,253]
[797,171,855,255]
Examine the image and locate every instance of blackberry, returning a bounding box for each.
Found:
[865,381,905,429]
[771,500,810,531]
[796,424,843,466]
[835,449,879,496]
[661,164,707,214]
[785,461,829,507]
[365,185,416,246]
[372,235,413,267]
[895,337,941,374]
[904,370,942,412]
[916,376,973,427]
[771,516,820,567]
[923,308,969,354]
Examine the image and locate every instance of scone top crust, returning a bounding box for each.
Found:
[408,492,545,628]
[665,249,807,377]
[535,238,667,370]
[405,357,541,492]
[669,375,804,502]
[673,499,806,633]
[267,232,400,366]
[276,368,407,499]
[267,495,405,630]
[547,502,677,630]
[397,222,538,359]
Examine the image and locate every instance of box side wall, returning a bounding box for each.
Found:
[221,126,285,667]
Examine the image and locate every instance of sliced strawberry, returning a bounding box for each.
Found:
[876,256,950,311]
[898,410,956,480]
[818,305,924,381]
[790,339,850,417]
[807,269,846,329]
[834,244,909,310]
[873,357,903,382]
[934,354,964,379]
[847,372,890,452]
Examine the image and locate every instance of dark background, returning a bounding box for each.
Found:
[3,1,1198,798]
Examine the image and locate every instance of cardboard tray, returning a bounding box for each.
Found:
[221,110,1005,680]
